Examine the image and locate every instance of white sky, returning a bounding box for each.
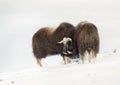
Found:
[0,0,120,72]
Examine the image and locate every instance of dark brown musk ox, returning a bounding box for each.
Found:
[76,21,100,64]
[32,22,78,66]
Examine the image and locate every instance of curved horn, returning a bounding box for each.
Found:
[58,37,72,44]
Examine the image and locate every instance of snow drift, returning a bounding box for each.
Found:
[0,49,120,85]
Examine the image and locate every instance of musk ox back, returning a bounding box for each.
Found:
[32,22,78,66]
[76,21,100,63]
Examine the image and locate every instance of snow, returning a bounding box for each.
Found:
[0,51,120,85]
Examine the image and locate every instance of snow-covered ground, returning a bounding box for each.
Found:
[0,49,120,85]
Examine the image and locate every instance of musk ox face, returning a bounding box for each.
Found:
[58,37,73,64]
[76,21,100,64]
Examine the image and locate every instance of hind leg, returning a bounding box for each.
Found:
[90,50,96,63]
[37,58,42,67]
[82,51,89,64]
[78,54,82,64]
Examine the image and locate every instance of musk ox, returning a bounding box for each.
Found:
[32,22,78,66]
[76,21,100,63]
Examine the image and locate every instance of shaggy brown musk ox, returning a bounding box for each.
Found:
[76,21,100,63]
[32,22,78,66]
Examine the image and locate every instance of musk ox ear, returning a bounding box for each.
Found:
[58,37,72,44]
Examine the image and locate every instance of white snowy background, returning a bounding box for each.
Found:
[0,0,120,85]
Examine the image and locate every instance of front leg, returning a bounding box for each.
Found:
[63,56,71,64]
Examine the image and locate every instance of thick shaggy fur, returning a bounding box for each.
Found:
[76,21,100,63]
[32,22,78,66]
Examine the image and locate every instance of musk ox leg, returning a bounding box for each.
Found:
[37,58,42,67]
[90,50,96,63]
[78,54,82,64]
[82,51,89,64]
[63,56,71,64]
